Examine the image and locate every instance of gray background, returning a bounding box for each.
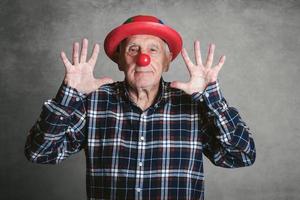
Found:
[1,0,299,199]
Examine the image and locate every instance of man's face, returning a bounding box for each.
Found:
[117,34,172,89]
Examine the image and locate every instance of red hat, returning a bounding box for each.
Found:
[104,15,183,63]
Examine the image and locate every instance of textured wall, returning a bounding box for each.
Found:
[1,0,300,199]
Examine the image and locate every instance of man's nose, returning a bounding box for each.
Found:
[136,53,151,67]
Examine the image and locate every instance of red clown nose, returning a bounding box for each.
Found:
[136,53,151,67]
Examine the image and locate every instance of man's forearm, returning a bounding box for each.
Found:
[193,81,256,167]
[24,83,87,164]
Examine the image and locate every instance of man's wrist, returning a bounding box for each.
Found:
[191,80,221,103]
[55,82,86,108]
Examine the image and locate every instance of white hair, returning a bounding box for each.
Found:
[163,41,171,55]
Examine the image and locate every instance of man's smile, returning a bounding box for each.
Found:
[134,69,153,73]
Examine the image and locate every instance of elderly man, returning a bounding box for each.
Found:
[25,15,256,200]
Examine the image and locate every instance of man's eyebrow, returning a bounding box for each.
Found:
[148,43,161,49]
[126,42,138,47]
[126,42,161,49]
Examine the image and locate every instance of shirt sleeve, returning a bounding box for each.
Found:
[24,83,87,164]
[191,80,256,168]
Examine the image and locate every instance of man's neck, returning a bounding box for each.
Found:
[127,83,160,111]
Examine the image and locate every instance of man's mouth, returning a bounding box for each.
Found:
[135,70,152,73]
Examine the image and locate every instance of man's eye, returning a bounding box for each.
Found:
[129,47,139,52]
[127,46,139,56]
[150,48,158,53]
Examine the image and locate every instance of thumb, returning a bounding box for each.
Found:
[170,81,189,92]
[97,77,114,87]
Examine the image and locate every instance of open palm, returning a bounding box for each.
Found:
[170,41,225,95]
[60,38,113,94]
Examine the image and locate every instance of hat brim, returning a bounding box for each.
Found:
[104,22,182,63]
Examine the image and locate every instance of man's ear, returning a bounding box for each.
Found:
[118,64,124,71]
[112,52,124,71]
[112,52,119,63]
[163,52,173,72]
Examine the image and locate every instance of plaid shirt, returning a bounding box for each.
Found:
[25,79,256,200]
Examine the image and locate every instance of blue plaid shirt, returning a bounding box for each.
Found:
[25,79,256,200]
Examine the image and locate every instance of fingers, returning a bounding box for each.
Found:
[194,40,202,66]
[60,51,72,71]
[181,48,194,75]
[73,42,79,65]
[214,55,226,73]
[205,43,215,68]
[80,38,88,63]
[63,38,99,69]
[95,77,114,90]
[170,81,188,92]
[99,77,114,85]
[88,43,100,67]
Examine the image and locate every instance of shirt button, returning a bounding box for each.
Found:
[76,97,80,101]
[136,188,141,192]
[140,136,144,141]
[199,98,204,102]
[59,116,64,120]
[139,162,143,167]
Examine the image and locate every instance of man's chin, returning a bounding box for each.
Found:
[133,77,159,89]
[135,81,154,88]
[134,73,153,84]
[134,71,153,76]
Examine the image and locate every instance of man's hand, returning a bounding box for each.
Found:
[170,41,225,95]
[60,38,113,94]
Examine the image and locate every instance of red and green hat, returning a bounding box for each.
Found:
[104,15,183,63]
